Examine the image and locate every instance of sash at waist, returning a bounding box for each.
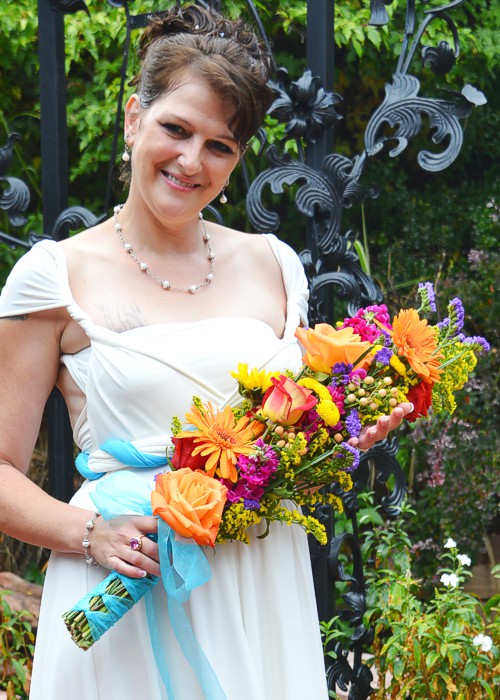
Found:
[76,435,173,480]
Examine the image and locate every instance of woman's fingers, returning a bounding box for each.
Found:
[352,402,414,451]
[91,514,160,576]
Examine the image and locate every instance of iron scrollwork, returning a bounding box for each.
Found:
[49,0,90,16]
[0,134,33,249]
[0,133,101,249]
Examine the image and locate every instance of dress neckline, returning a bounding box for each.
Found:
[43,237,299,343]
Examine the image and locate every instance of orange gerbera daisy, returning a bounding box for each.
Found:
[176,403,265,482]
[391,309,444,384]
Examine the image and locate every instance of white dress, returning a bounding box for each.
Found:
[0,236,329,700]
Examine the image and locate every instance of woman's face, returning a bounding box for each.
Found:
[125,74,240,225]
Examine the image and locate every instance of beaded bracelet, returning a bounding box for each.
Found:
[82,512,101,567]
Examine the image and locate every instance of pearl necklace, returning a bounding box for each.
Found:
[113,205,214,294]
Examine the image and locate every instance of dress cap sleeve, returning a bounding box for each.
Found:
[0,240,73,317]
[264,234,309,332]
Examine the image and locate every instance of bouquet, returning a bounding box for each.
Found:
[63,282,489,653]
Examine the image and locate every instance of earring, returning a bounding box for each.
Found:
[219,180,229,205]
[121,143,130,162]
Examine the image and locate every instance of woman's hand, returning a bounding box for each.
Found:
[89,514,160,579]
[348,402,414,452]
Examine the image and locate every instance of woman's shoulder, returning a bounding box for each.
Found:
[215,224,302,266]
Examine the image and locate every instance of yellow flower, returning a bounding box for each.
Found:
[231,363,276,394]
[177,402,264,482]
[316,400,341,427]
[298,377,340,426]
[298,377,331,401]
[390,355,407,376]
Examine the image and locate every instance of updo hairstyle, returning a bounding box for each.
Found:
[130,4,273,148]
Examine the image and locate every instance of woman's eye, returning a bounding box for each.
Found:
[210,141,235,155]
[163,123,186,136]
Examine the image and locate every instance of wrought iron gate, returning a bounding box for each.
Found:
[0,1,485,696]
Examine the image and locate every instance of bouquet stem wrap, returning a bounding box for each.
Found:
[63,450,227,699]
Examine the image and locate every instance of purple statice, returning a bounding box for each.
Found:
[333,442,360,472]
[462,335,491,353]
[243,498,260,510]
[374,346,393,365]
[418,282,437,313]
[345,409,362,438]
[331,363,353,385]
[225,440,279,507]
[448,297,465,335]
[437,317,450,331]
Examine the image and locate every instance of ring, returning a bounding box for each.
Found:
[129,536,143,552]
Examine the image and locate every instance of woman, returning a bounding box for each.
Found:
[0,6,410,699]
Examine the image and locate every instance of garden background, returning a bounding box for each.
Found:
[0,0,498,697]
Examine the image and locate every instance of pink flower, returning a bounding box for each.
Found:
[260,375,317,425]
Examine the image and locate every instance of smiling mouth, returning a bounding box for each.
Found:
[163,172,200,189]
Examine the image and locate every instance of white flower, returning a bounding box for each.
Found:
[457,554,471,567]
[444,537,457,549]
[473,634,493,652]
[481,636,493,652]
[440,572,459,587]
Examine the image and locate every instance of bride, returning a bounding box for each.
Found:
[0,5,410,699]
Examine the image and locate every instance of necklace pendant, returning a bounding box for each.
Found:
[189,286,198,294]
[161,281,171,290]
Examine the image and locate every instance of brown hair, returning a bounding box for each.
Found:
[130,4,273,147]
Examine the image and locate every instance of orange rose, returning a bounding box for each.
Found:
[152,468,228,547]
[295,324,372,373]
[260,375,317,425]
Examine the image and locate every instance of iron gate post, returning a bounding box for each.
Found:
[305,0,336,624]
[37,0,74,502]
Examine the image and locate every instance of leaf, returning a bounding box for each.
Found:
[392,657,406,679]
[413,636,421,669]
[463,661,478,681]
[477,679,495,699]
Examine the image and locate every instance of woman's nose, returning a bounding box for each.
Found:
[177,140,203,175]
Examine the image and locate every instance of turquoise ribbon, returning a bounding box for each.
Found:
[76,438,168,481]
[86,451,226,699]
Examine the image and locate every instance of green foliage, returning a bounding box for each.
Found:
[362,502,500,699]
[0,591,35,700]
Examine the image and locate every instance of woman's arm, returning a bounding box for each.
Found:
[0,310,160,578]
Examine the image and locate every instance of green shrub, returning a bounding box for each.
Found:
[363,505,500,699]
[0,591,35,700]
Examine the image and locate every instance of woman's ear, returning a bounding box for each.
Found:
[124,94,141,144]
